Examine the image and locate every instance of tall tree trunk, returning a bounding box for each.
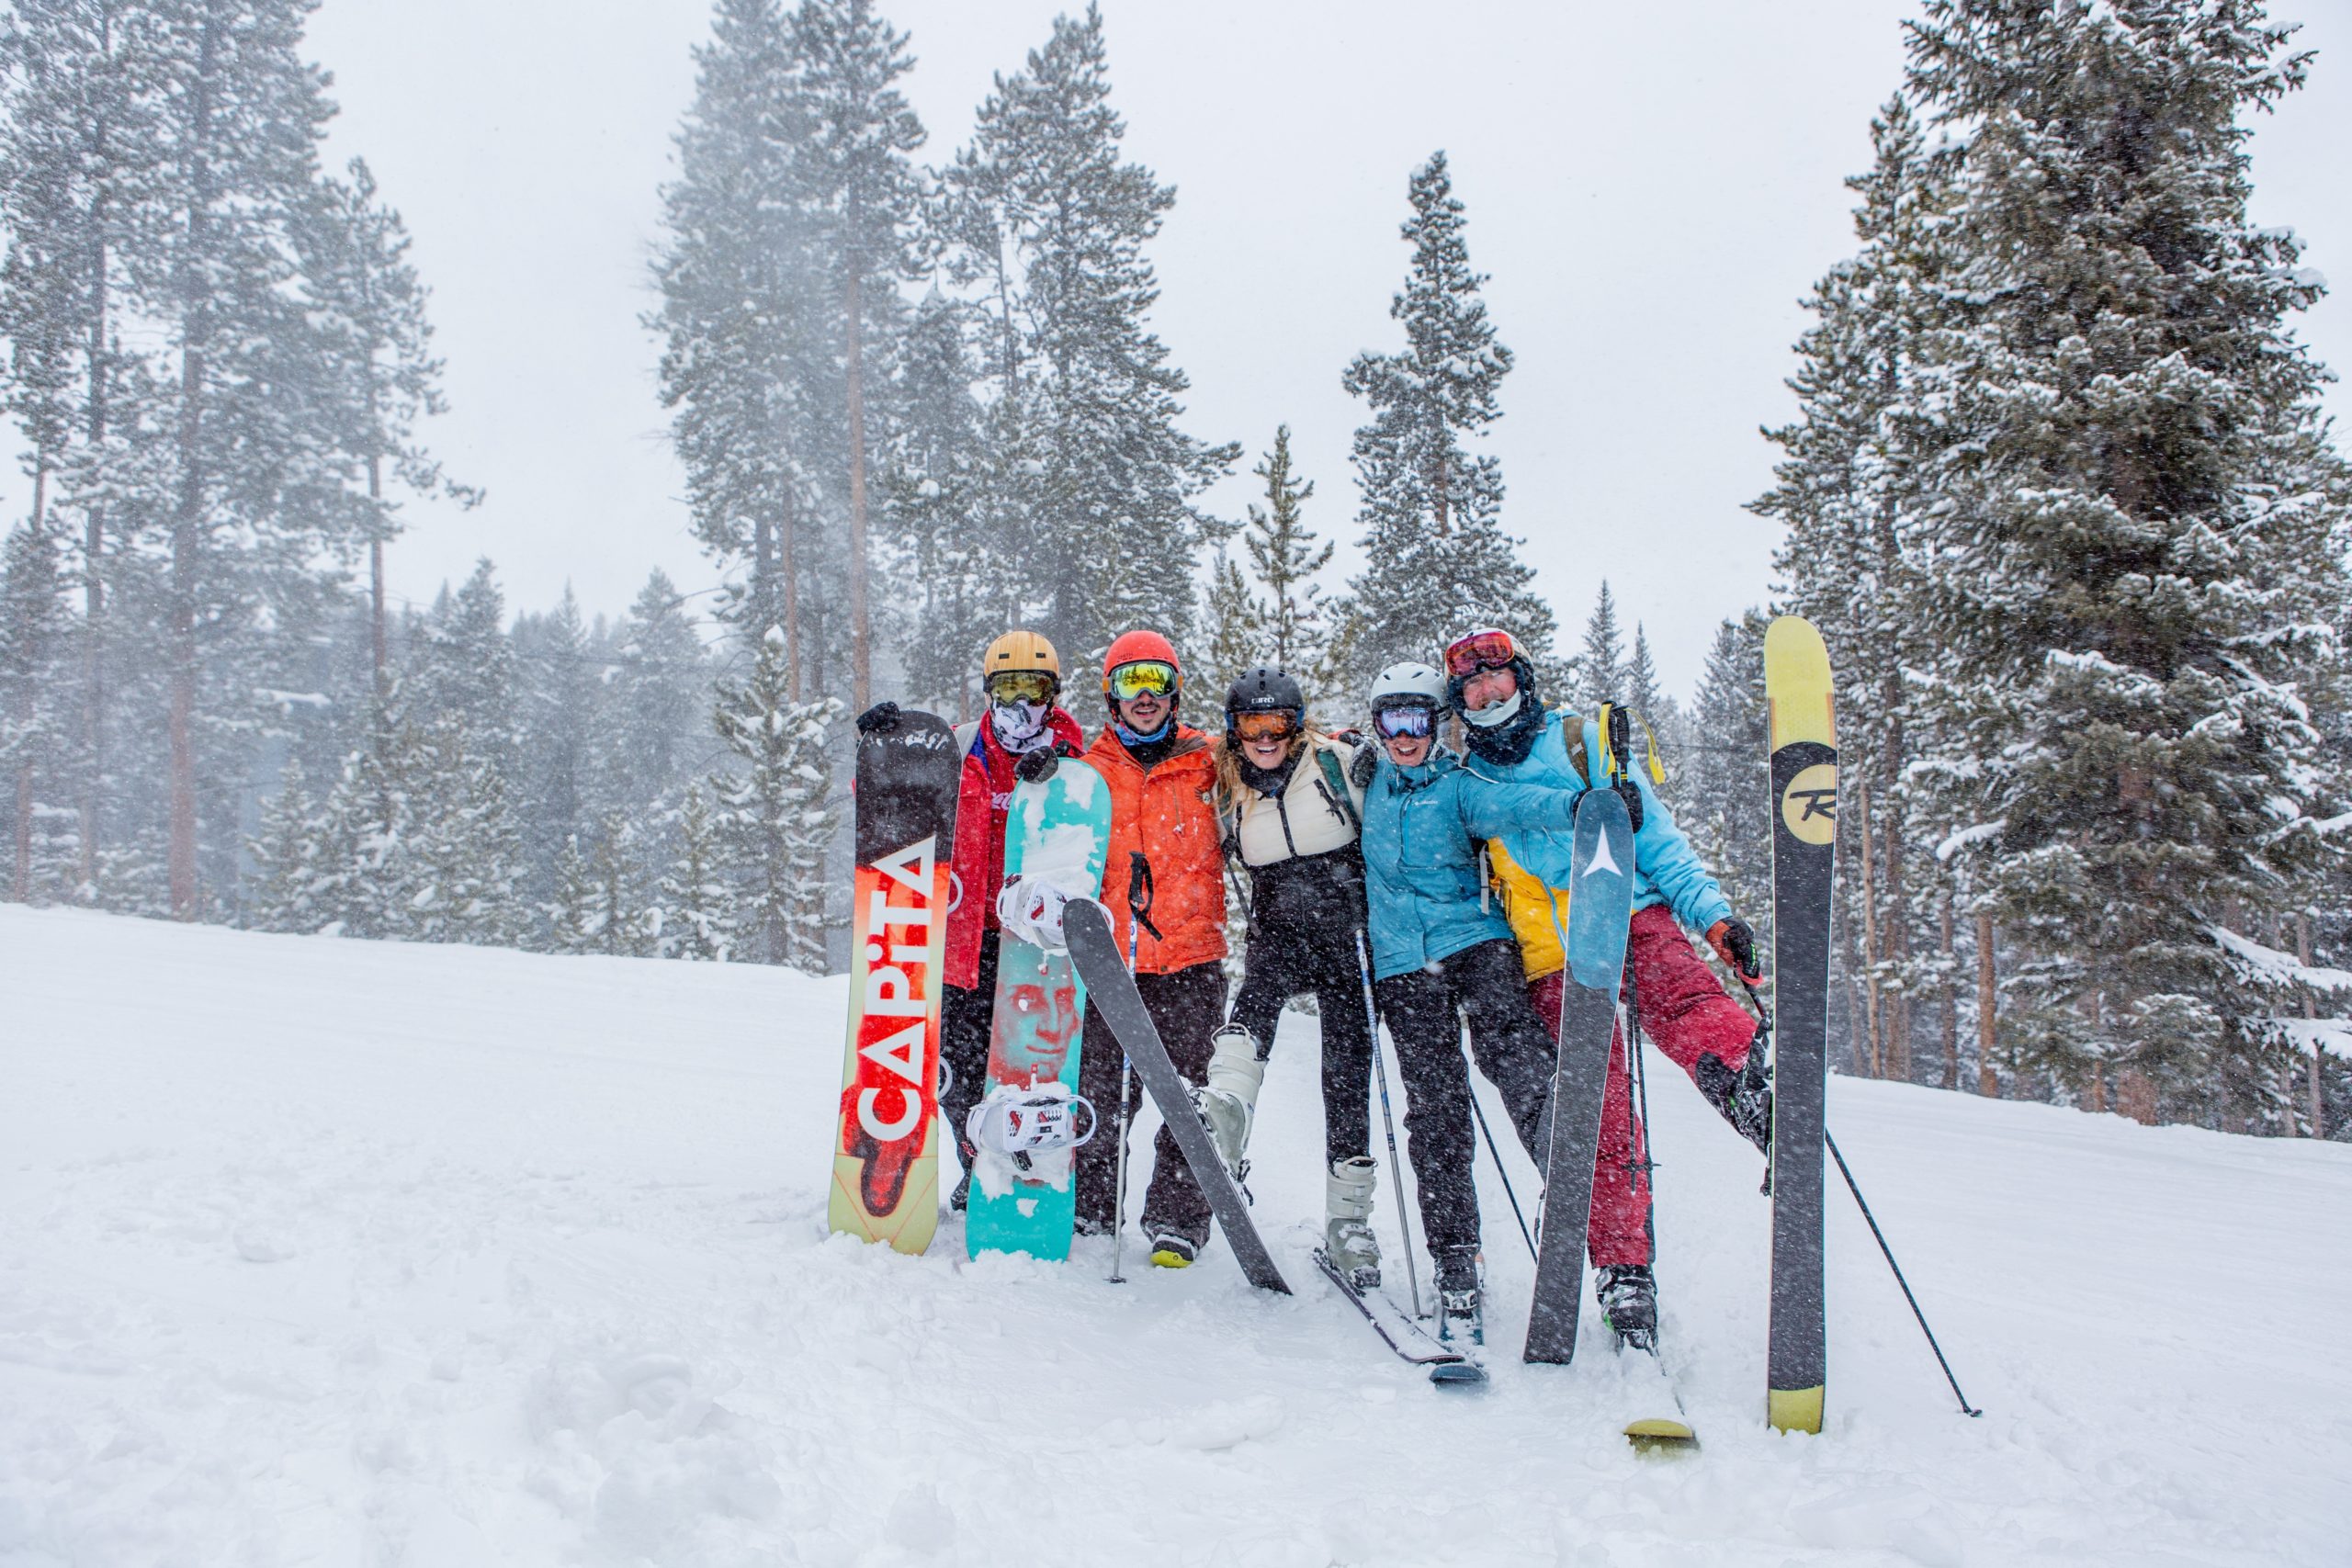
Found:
[781,488,801,704]
[2299,912,2324,1139]
[369,452,387,681]
[168,344,204,919]
[1856,778,1884,1077]
[1940,887,1958,1090]
[1975,909,1999,1097]
[844,267,872,714]
[14,466,49,902]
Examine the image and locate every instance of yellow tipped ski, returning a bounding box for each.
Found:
[1769,1385,1826,1436]
[1625,1416,1700,1454]
[1765,615,1836,750]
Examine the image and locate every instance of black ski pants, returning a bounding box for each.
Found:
[938,932,1001,1179]
[1228,917,1374,1169]
[1073,959,1227,1247]
[1371,938,1557,1258]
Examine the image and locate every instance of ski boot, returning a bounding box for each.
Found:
[1323,1156,1383,1290]
[1596,1263,1658,1353]
[1193,1024,1265,1183]
[1147,1226,1199,1269]
[1433,1246,1485,1348]
[1696,1029,1773,1156]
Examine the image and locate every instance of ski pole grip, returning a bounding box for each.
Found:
[1128,851,1163,941]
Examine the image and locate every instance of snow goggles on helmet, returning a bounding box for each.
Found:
[1230,710,1301,743]
[986,670,1057,705]
[1442,629,1520,678]
[1374,704,1435,739]
[1106,660,1179,702]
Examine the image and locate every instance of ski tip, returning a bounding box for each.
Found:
[1624,1417,1699,1454]
[1430,1361,1489,1390]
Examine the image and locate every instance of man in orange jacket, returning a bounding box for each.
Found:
[1062,628,1229,1267]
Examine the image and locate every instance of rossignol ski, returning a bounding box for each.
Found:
[1523,785,1635,1364]
[1764,615,1837,1433]
[1063,898,1291,1294]
[829,711,961,1255]
[965,760,1113,1262]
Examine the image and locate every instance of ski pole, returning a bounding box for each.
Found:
[1824,1130,1982,1417]
[1108,853,1152,1285]
[1355,928,1424,1320]
[1464,1057,1537,1263]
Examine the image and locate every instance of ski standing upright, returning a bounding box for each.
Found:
[1523,784,1635,1363]
[831,711,962,1255]
[1764,615,1837,1433]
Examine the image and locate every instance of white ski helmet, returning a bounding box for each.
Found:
[1368,661,1447,713]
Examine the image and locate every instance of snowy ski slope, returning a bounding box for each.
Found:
[2,905,2346,1566]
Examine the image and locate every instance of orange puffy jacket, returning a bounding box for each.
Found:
[1083,724,1227,976]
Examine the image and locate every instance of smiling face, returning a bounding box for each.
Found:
[1116,688,1170,733]
[1382,730,1432,768]
[1241,730,1292,769]
[1462,664,1519,715]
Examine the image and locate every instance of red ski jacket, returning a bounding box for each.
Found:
[944,706,1086,992]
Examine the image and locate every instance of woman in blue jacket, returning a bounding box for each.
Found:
[1352,662,1582,1331]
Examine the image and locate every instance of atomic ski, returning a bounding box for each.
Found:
[1523,785,1636,1364]
[1764,615,1837,1433]
[829,710,962,1255]
[1315,1249,1487,1388]
[1063,899,1291,1294]
[965,760,1113,1262]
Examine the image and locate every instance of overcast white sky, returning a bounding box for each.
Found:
[119,1,2352,697]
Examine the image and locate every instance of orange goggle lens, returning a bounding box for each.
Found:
[987,671,1057,705]
[1107,660,1179,701]
[1231,710,1300,742]
[1443,630,1519,678]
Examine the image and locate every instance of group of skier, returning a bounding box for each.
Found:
[856,621,1776,1340]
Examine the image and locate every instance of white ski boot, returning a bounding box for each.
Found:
[1193,1024,1265,1181]
[1324,1156,1383,1290]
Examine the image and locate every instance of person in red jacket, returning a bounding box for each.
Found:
[856,629,1083,1212]
[1064,629,1229,1267]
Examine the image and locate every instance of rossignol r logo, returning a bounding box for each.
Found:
[1781,763,1838,846]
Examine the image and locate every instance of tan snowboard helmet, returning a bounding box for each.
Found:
[981,628,1061,690]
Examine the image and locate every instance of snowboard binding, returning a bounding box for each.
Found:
[965,1087,1099,1168]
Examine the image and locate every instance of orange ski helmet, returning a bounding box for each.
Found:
[1102,628,1182,712]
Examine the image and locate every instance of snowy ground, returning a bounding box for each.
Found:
[2,906,2346,1567]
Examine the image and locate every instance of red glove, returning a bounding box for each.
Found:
[1707,917,1761,982]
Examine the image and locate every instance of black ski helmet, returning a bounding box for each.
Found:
[1225,665,1304,722]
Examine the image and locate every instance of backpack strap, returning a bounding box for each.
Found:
[1314,745,1363,834]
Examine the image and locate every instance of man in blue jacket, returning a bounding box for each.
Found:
[1445,626,1771,1350]
[1351,661,1583,1332]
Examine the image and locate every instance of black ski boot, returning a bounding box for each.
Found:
[1696,1029,1773,1156]
[1434,1246,1485,1348]
[1596,1263,1658,1352]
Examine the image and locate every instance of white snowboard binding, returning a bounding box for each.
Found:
[965,1085,1098,1168]
[1193,1024,1266,1182]
[995,874,1082,951]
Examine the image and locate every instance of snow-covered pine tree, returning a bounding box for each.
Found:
[887,288,991,716]
[512,585,607,900]
[944,6,1236,660]
[587,809,653,958]
[2,518,73,899]
[544,833,596,954]
[657,781,735,960]
[307,681,430,940]
[247,755,322,933]
[411,559,521,770]
[409,719,528,949]
[1329,152,1553,688]
[1623,622,1686,814]
[1242,425,1332,686]
[1682,611,1774,981]
[604,570,710,831]
[713,625,842,971]
[1569,581,1626,713]
[1195,550,1261,718]
[1902,0,2352,1124]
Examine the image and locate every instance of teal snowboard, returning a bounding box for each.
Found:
[965,759,1113,1261]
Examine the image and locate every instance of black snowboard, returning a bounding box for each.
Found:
[1063,899,1291,1294]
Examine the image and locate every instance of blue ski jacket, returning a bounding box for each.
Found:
[1359,747,1583,981]
[1462,709,1733,935]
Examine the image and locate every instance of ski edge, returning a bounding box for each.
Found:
[1312,1249,1487,1388]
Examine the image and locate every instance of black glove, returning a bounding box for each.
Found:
[1330,728,1366,749]
[1614,778,1645,833]
[1707,916,1760,982]
[1349,742,1377,790]
[854,701,900,737]
[1015,746,1059,784]
[1695,1030,1773,1156]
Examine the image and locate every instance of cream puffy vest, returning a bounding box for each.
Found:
[1228,736,1366,867]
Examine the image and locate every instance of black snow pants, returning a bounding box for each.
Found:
[1370,938,1558,1258]
[1073,959,1227,1248]
[937,931,1001,1180]
[1227,875,1374,1170]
